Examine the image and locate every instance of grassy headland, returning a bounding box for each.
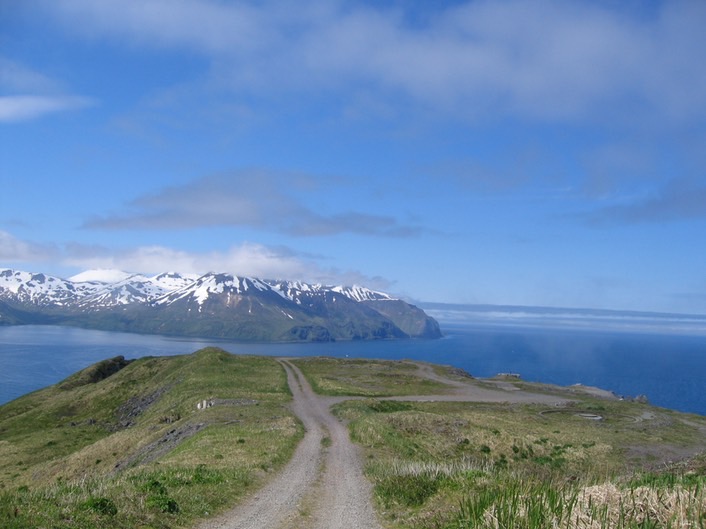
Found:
[0,348,301,528]
[1,352,705,528]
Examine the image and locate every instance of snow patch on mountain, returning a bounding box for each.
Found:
[266,279,394,304]
[192,275,225,305]
[1,268,397,310]
[153,273,272,307]
[331,285,393,302]
[0,269,84,306]
[152,272,200,290]
[69,269,133,284]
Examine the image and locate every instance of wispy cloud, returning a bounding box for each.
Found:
[0,230,58,262]
[64,242,299,277]
[0,230,393,288]
[63,240,394,288]
[34,0,706,123]
[0,57,59,93]
[579,142,659,200]
[0,95,95,122]
[0,56,95,122]
[586,180,706,225]
[83,170,422,238]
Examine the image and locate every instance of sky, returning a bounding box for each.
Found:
[1,0,706,314]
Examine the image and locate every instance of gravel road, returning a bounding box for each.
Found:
[196,359,382,529]
[196,359,571,529]
[390,362,570,405]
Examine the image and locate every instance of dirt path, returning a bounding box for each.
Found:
[196,359,572,529]
[398,361,570,405]
[196,359,382,529]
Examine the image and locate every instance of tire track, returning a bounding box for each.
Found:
[196,359,381,529]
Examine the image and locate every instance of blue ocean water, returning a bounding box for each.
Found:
[0,323,704,416]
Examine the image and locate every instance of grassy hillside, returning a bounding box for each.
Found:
[0,348,301,529]
[1,353,705,529]
[293,358,706,529]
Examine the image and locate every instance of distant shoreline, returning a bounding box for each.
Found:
[422,302,706,335]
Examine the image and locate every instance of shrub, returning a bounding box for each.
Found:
[366,400,412,413]
[142,478,167,495]
[83,497,117,516]
[376,474,442,507]
[146,494,180,514]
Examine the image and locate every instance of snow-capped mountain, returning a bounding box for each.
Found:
[0,269,98,307]
[76,274,168,309]
[152,272,200,291]
[0,269,199,310]
[265,279,393,305]
[0,268,441,342]
[154,273,273,308]
[76,272,200,309]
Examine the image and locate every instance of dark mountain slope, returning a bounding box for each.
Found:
[0,269,442,342]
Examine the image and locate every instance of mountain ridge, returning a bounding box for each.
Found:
[0,268,441,342]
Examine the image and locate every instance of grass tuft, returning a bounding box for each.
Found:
[83,496,118,516]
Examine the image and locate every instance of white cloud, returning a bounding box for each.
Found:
[0,233,391,288]
[0,95,95,122]
[0,56,96,122]
[35,0,275,54]
[34,0,706,123]
[83,170,422,237]
[65,243,301,278]
[586,180,706,225]
[0,231,288,281]
[0,230,57,262]
[0,57,59,93]
[62,241,392,288]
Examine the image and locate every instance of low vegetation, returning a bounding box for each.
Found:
[292,357,454,397]
[322,363,706,529]
[0,348,301,528]
[1,353,705,528]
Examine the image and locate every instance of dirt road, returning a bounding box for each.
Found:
[197,359,572,529]
[393,361,571,405]
[196,359,382,529]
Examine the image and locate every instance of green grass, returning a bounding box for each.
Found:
[0,466,254,528]
[0,347,302,529]
[328,381,706,529]
[3,353,706,529]
[292,357,454,397]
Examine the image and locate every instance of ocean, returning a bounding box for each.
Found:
[1,319,704,415]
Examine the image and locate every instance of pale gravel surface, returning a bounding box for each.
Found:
[195,359,382,529]
[196,359,573,529]
[393,362,571,405]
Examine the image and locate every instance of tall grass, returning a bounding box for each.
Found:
[452,477,706,529]
[0,464,254,529]
[333,392,706,529]
[369,458,492,509]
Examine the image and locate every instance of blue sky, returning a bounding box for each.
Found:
[1,0,706,313]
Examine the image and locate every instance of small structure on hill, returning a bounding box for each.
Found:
[196,398,215,410]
